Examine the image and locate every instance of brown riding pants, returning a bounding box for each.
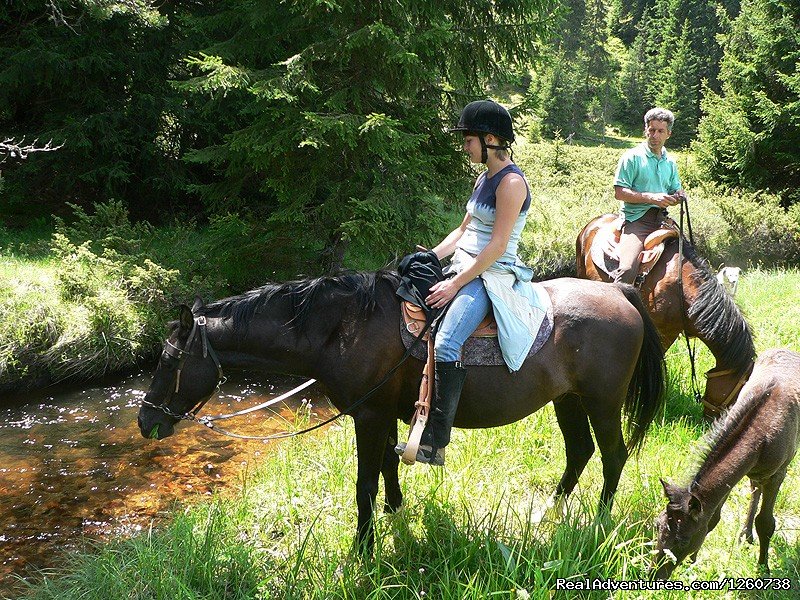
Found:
[610,208,668,284]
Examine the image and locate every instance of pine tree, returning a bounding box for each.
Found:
[0,1,201,222]
[181,0,556,272]
[694,0,800,204]
[655,21,700,146]
[533,0,619,138]
[615,0,731,139]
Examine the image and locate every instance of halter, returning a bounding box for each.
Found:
[702,361,755,417]
[141,315,225,421]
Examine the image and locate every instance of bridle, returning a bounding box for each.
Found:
[141,315,225,421]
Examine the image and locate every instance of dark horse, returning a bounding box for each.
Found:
[577,214,755,417]
[137,271,666,550]
[654,349,800,579]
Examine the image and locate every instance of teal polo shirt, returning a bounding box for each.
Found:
[614,142,682,222]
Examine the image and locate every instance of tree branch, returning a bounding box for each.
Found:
[0,138,65,164]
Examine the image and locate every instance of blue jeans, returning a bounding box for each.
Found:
[434,277,491,362]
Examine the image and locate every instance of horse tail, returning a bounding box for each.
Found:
[618,283,667,455]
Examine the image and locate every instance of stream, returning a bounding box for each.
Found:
[0,371,331,586]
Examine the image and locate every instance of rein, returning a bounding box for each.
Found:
[143,310,433,442]
[676,196,703,403]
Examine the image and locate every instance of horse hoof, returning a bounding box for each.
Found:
[531,495,567,524]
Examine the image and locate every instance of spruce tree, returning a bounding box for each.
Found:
[694,0,800,204]
[181,0,555,272]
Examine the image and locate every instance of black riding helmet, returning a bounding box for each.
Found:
[449,99,515,163]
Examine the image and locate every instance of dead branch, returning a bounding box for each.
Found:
[0,138,65,164]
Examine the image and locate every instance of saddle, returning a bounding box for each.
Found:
[397,288,553,465]
[590,215,680,280]
[401,301,497,342]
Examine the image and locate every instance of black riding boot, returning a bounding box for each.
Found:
[417,361,467,465]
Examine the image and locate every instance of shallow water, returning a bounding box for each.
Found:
[0,371,331,585]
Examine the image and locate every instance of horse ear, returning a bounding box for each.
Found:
[688,493,703,520]
[191,296,204,313]
[178,304,194,333]
[660,478,676,499]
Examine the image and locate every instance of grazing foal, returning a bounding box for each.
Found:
[654,348,800,579]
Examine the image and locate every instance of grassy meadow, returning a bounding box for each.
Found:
[14,269,800,600]
[5,135,800,598]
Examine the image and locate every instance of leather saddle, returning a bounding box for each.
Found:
[590,215,680,279]
[401,301,497,341]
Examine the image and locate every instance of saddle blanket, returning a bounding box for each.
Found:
[400,281,554,367]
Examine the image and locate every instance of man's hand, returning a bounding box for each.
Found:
[645,192,681,208]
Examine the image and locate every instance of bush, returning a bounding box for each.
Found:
[0,290,63,385]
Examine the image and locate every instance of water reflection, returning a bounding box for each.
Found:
[0,372,330,584]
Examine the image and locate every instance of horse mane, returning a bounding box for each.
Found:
[683,243,755,372]
[200,270,401,331]
[691,376,766,486]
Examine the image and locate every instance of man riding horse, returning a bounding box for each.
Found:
[611,107,685,286]
[576,108,756,420]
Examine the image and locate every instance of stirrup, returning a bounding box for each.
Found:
[395,443,445,466]
[416,444,445,466]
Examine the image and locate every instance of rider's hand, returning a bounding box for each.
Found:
[646,192,680,208]
[426,278,460,309]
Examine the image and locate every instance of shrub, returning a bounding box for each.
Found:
[0,290,63,384]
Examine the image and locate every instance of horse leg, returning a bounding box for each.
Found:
[554,394,595,498]
[740,480,761,544]
[585,401,627,511]
[532,396,595,523]
[353,410,395,553]
[754,470,787,571]
[382,421,403,514]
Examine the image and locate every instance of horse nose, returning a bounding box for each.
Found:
[137,412,160,439]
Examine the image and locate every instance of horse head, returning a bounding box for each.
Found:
[652,479,709,579]
[138,298,224,440]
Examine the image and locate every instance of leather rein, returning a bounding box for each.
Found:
[676,196,704,403]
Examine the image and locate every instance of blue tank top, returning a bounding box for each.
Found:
[456,164,531,264]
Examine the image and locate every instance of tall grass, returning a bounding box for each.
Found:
[14,270,800,599]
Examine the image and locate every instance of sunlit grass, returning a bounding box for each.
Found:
[13,269,800,599]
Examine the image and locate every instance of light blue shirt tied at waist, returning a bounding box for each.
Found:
[448,249,550,372]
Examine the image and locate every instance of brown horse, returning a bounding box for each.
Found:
[653,348,800,579]
[577,214,755,417]
[137,271,665,551]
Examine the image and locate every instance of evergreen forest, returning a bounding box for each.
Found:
[2,0,799,276]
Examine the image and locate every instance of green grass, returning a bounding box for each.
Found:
[14,270,800,599]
